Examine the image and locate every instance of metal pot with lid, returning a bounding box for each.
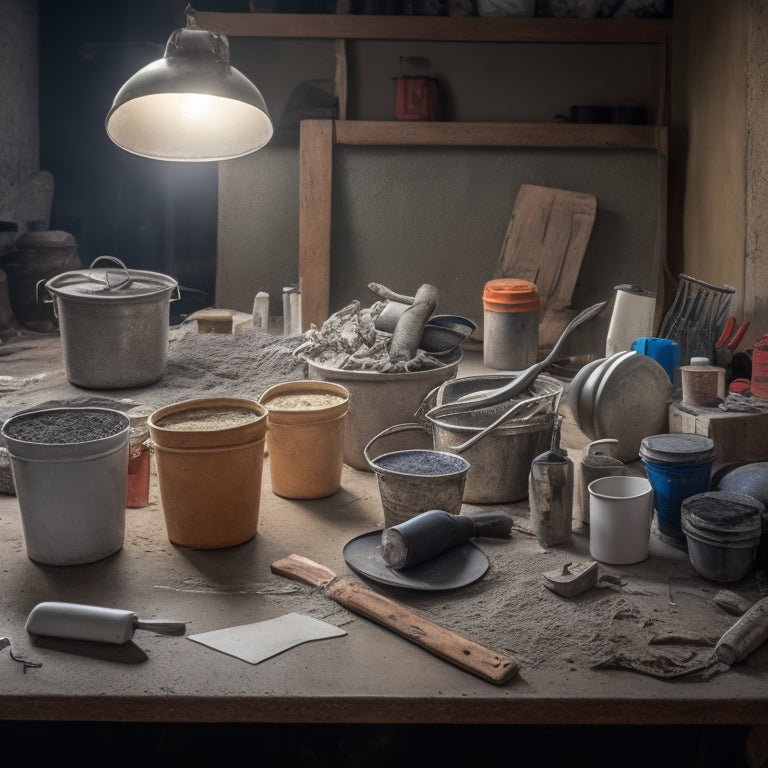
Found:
[43,255,179,389]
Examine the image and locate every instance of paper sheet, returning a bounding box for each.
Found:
[188,613,346,665]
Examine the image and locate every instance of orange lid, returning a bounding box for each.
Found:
[483,278,540,313]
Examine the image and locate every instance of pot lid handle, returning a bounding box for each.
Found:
[88,255,132,290]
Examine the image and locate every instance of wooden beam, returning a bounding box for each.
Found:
[299,120,334,331]
[192,12,672,44]
[333,120,665,151]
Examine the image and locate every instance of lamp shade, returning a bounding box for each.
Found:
[106,23,273,161]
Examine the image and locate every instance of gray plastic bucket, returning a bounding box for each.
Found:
[1,407,130,565]
[306,349,461,471]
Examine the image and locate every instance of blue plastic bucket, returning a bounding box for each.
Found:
[639,433,717,545]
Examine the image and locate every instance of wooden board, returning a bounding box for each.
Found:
[668,401,768,464]
[494,183,597,311]
[493,184,597,351]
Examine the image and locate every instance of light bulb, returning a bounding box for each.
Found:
[179,93,211,120]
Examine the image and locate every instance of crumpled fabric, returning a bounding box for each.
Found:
[294,300,446,373]
[719,393,768,413]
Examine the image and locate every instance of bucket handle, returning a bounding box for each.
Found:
[363,422,430,472]
[446,394,554,454]
[35,278,53,308]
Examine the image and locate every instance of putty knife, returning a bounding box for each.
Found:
[26,601,186,644]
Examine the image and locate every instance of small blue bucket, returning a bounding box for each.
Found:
[639,433,717,545]
[631,337,681,381]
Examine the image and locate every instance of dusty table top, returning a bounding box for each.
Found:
[1,330,768,725]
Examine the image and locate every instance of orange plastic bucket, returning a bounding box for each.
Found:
[259,381,349,499]
[148,397,267,549]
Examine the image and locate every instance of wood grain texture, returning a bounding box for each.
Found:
[299,120,333,330]
[325,578,519,685]
[271,553,519,685]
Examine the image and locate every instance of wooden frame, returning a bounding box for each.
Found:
[298,119,668,330]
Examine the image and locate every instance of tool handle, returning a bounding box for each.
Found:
[381,510,475,569]
[326,577,519,685]
[133,619,187,637]
[715,596,768,666]
[25,602,137,644]
[271,554,336,587]
[271,554,518,684]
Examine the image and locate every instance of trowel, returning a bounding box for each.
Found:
[26,601,186,645]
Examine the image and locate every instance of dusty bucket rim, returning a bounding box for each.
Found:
[258,380,350,411]
[587,474,653,501]
[148,397,268,449]
[367,447,470,478]
[305,347,462,382]
[1,406,130,449]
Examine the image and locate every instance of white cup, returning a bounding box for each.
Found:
[588,475,654,565]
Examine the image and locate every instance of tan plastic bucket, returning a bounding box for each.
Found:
[259,380,350,499]
[147,397,267,549]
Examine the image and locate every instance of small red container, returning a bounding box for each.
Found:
[395,77,442,121]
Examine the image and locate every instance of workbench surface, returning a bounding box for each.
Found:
[1,332,768,734]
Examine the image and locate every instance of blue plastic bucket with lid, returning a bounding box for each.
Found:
[639,433,717,545]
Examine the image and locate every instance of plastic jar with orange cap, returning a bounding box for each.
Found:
[482,278,540,371]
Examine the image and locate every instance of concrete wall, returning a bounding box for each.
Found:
[676,0,768,349]
[0,0,49,251]
[745,0,768,344]
[216,35,667,357]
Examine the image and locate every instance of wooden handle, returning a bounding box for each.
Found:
[271,554,337,587]
[271,554,519,685]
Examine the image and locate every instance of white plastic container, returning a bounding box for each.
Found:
[588,474,654,565]
[2,407,130,565]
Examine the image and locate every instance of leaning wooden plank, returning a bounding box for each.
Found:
[299,119,334,331]
[494,184,597,314]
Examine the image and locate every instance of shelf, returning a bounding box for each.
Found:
[331,120,667,151]
[192,11,672,44]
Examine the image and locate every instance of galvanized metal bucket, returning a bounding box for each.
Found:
[364,426,470,528]
[43,256,179,389]
[415,374,564,504]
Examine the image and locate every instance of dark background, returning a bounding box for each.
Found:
[38,0,221,320]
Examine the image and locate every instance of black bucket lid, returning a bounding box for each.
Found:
[639,433,717,465]
[681,491,763,542]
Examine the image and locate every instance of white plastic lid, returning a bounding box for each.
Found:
[690,357,710,365]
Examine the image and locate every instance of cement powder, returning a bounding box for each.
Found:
[0,325,308,423]
[1,325,766,680]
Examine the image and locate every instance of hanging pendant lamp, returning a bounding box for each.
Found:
[105,5,273,162]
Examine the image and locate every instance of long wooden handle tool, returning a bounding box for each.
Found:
[270,554,519,685]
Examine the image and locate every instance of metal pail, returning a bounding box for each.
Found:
[307,349,461,471]
[418,374,564,504]
[364,426,469,528]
